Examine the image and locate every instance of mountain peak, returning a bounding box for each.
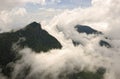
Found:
[75,25,102,34]
[25,21,42,30]
[0,22,62,77]
[29,21,40,26]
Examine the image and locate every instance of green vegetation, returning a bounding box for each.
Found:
[68,67,105,79]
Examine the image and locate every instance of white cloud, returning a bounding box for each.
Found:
[0,0,48,32]
[42,0,120,79]
[21,0,46,5]
[0,0,120,79]
[13,8,27,16]
[0,7,63,32]
[0,0,46,11]
[0,8,27,32]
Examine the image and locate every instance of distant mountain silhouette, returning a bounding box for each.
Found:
[75,25,102,34]
[0,22,62,77]
[73,24,111,48]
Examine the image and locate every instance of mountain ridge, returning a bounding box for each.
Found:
[0,22,62,77]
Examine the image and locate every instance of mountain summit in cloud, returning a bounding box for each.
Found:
[0,0,120,79]
[0,22,106,79]
[0,22,62,77]
[72,24,111,48]
[75,25,102,34]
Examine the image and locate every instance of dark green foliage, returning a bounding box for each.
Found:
[19,67,106,79]
[68,67,106,79]
[15,65,31,79]
[0,22,62,77]
[16,22,62,52]
[0,32,20,77]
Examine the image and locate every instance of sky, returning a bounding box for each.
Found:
[0,0,92,32]
[0,0,92,11]
[26,0,92,10]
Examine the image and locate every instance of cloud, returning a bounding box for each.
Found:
[12,44,108,79]
[0,8,27,32]
[42,0,120,79]
[0,7,63,32]
[0,0,49,32]
[0,0,120,79]
[0,0,46,11]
